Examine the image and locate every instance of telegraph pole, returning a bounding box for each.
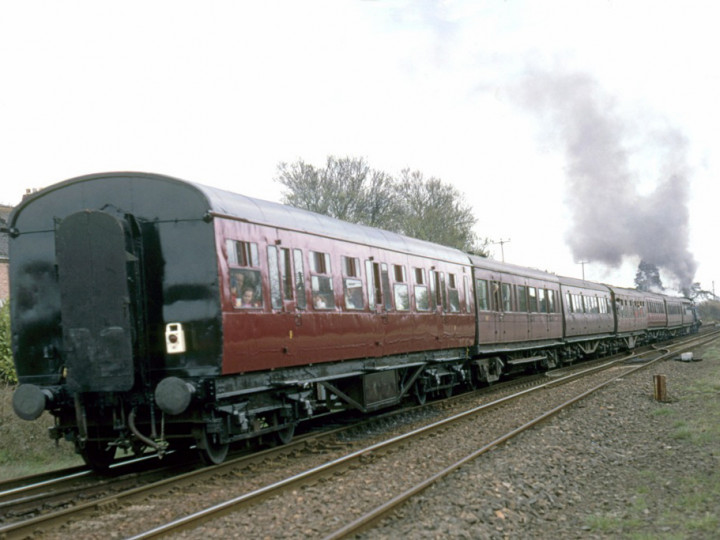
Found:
[576,260,589,281]
[491,238,511,263]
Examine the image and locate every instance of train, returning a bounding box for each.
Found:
[6,172,700,469]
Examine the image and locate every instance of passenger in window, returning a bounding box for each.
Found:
[314,294,328,309]
[230,279,240,307]
[230,271,247,308]
[240,287,260,308]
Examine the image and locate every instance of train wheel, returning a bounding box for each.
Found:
[79,441,116,471]
[197,428,229,466]
[413,382,428,405]
[276,423,295,445]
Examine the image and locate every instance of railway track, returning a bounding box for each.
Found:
[130,331,717,539]
[2,330,715,539]
[0,349,610,527]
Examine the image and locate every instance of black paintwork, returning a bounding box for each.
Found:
[9,172,223,385]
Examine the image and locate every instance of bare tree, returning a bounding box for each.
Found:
[275,156,488,255]
[394,169,485,254]
[276,156,398,228]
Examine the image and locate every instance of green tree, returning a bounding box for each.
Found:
[0,301,16,384]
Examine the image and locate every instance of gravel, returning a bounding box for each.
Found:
[363,347,720,539]
[40,343,720,539]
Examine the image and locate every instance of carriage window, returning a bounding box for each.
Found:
[343,256,360,278]
[430,271,446,311]
[228,240,263,309]
[414,267,429,311]
[266,246,294,310]
[465,276,472,313]
[572,294,584,313]
[342,256,364,310]
[517,285,528,312]
[230,268,263,309]
[490,281,501,311]
[267,246,282,309]
[501,283,512,312]
[429,271,437,309]
[440,272,447,311]
[415,285,429,311]
[227,240,259,268]
[538,288,547,313]
[281,248,293,301]
[310,250,334,309]
[367,260,379,307]
[393,264,410,311]
[366,260,391,309]
[344,278,364,310]
[528,287,538,312]
[293,249,306,309]
[566,292,573,313]
[448,273,460,312]
[381,263,393,310]
[547,290,556,313]
[311,251,331,274]
[476,279,490,311]
[394,283,410,311]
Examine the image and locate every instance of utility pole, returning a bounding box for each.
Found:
[576,260,589,281]
[491,238,511,263]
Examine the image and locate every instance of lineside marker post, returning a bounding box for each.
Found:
[653,374,667,402]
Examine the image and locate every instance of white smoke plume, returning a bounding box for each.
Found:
[513,69,697,290]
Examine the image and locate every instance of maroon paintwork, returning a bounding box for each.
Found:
[608,286,648,335]
[644,291,668,329]
[213,217,475,375]
[469,257,563,349]
[558,276,614,338]
[665,297,686,330]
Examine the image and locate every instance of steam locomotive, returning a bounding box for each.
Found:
[7,172,699,468]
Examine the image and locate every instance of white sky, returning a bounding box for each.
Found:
[1,1,717,294]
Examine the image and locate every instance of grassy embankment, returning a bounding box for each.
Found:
[0,383,82,480]
[586,340,720,537]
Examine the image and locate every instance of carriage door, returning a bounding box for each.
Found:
[55,210,136,393]
[474,276,498,345]
[267,244,301,357]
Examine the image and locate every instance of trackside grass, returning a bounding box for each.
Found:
[585,341,720,538]
[0,383,82,480]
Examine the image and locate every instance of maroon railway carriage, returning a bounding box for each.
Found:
[607,285,649,349]
[468,256,563,378]
[8,171,699,469]
[213,206,476,374]
[558,276,615,358]
[644,291,668,339]
[665,296,698,337]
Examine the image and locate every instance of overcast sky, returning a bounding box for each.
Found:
[1,1,717,294]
